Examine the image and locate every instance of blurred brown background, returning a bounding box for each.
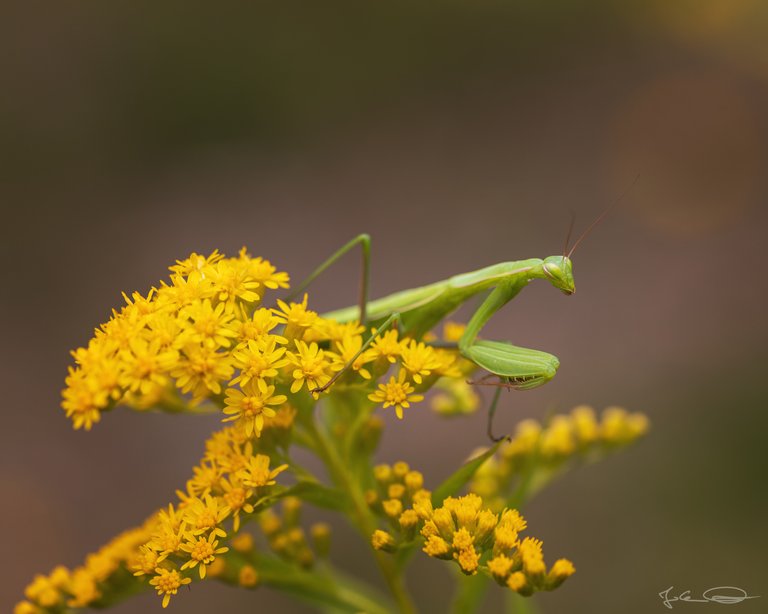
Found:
[2,2,767,612]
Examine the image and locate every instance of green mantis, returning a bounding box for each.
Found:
[286,230,587,439]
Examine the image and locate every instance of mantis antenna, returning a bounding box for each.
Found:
[562,212,575,259]
[566,174,640,258]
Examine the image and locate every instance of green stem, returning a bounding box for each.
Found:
[221,552,394,614]
[450,572,491,614]
[306,419,417,614]
[505,592,539,614]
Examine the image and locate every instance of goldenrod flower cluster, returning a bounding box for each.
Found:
[20,423,290,612]
[373,492,575,594]
[61,249,463,433]
[17,525,152,613]
[472,405,649,510]
[366,461,432,540]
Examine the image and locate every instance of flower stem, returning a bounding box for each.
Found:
[307,419,417,614]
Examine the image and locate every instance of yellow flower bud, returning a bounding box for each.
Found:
[371,530,396,552]
[238,564,259,588]
[382,498,404,519]
[311,523,331,558]
[231,532,254,553]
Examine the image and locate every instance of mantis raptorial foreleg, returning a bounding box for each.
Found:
[459,281,560,389]
[485,386,507,442]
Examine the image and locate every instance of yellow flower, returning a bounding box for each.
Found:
[223,380,287,438]
[179,532,229,579]
[487,554,514,582]
[329,332,377,380]
[149,567,191,608]
[180,299,238,348]
[187,461,221,497]
[519,536,546,576]
[286,340,332,397]
[423,535,451,558]
[145,312,188,350]
[232,307,287,345]
[430,377,480,416]
[118,336,176,394]
[147,510,187,561]
[371,530,396,552]
[368,370,424,419]
[61,369,107,430]
[274,294,318,339]
[238,453,288,488]
[160,270,216,309]
[171,344,234,399]
[238,564,260,587]
[231,337,289,386]
[547,558,576,588]
[220,477,255,532]
[454,544,480,575]
[601,406,649,443]
[399,340,442,384]
[443,321,466,342]
[494,509,527,552]
[540,416,575,458]
[206,259,262,309]
[369,329,401,363]
[506,571,529,595]
[169,250,224,276]
[308,319,365,344]
[571,405,599,444]
[185,494,230,539]
[24,575,60,608]
[231,532,255,552]
[132,544,160,577]
[66,568,100,608]
[240,250,290,293]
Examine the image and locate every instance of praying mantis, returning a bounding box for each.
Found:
[286,207,613,440]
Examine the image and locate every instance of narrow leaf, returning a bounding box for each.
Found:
[432,441,503,505]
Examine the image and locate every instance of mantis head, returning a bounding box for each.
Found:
[542,255,575,295]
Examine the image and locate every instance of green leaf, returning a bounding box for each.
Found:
[285,481,349,511]
[432,441,503,505]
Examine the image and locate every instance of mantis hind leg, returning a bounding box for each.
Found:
[285,234,371,324]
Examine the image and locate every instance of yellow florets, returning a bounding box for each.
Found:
[149,568,191,608]
[472,405,651,511]
[399,340,442,384]
[60,250,291,430]
[368,370,424,419]
[223,379,287,437]
[420,496,571,592]
[286,340,333,397]
[179,533,229,579]
[238,565,260,587]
